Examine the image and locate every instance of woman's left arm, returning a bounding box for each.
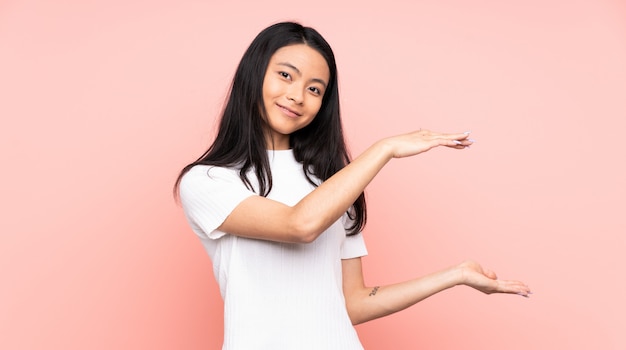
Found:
[342,258,531,325]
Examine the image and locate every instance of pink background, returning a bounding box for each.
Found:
[2,0,625,349]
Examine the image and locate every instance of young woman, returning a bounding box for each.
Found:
[176,22,530,349]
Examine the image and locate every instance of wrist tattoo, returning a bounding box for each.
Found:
[369,286,380,296]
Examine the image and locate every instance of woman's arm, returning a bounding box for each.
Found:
[219,130,473,243]
[342,257,531,325]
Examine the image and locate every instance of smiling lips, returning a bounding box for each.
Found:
[276,103,302,118]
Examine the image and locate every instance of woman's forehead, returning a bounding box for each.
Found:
[269,44,330,82]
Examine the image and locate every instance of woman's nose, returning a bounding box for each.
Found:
[286,85,304,104]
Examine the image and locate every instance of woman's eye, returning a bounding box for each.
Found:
[309,87,321,95]
[279,72,290,79]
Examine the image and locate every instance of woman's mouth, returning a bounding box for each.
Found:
[277,104,302,118]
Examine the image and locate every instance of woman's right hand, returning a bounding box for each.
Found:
[381,129,473,159]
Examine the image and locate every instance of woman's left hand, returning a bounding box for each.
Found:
[457,260,531,297]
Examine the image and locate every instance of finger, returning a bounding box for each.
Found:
[427,134,475,149]
[414,130,472,147]
[436,131,471,141]
[413,129,453,138]
[420,133,474,149]
[442,139,470,148]
[483,268,498,280]
[495,280,532,297]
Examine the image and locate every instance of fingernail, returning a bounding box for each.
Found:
[453,140,462,145]
[468,138,476,142]
[464,131,471,135]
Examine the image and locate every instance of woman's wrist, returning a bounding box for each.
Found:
[371,138,395,161]
[450,264,468,287]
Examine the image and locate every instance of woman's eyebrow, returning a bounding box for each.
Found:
[277,62,328,89]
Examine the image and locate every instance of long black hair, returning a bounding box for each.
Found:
[175,22,366,235]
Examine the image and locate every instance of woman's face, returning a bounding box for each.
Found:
[261,44,330,150]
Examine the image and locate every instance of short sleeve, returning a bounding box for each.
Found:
[179,165,257,240]
[340,213,367,259]
[341,232,367,259]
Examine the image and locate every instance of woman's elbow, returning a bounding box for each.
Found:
[345,303,367,325]
[290,222,322,244]
[288,213,324,244]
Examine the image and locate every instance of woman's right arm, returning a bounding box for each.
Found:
[218,130,473,243]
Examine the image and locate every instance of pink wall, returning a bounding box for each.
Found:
[1,0,625,349]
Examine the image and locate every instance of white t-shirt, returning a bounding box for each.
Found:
[179,149,367,350]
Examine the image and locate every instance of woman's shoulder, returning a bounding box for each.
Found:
[181,164,243,187]
[186,163,236,174]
